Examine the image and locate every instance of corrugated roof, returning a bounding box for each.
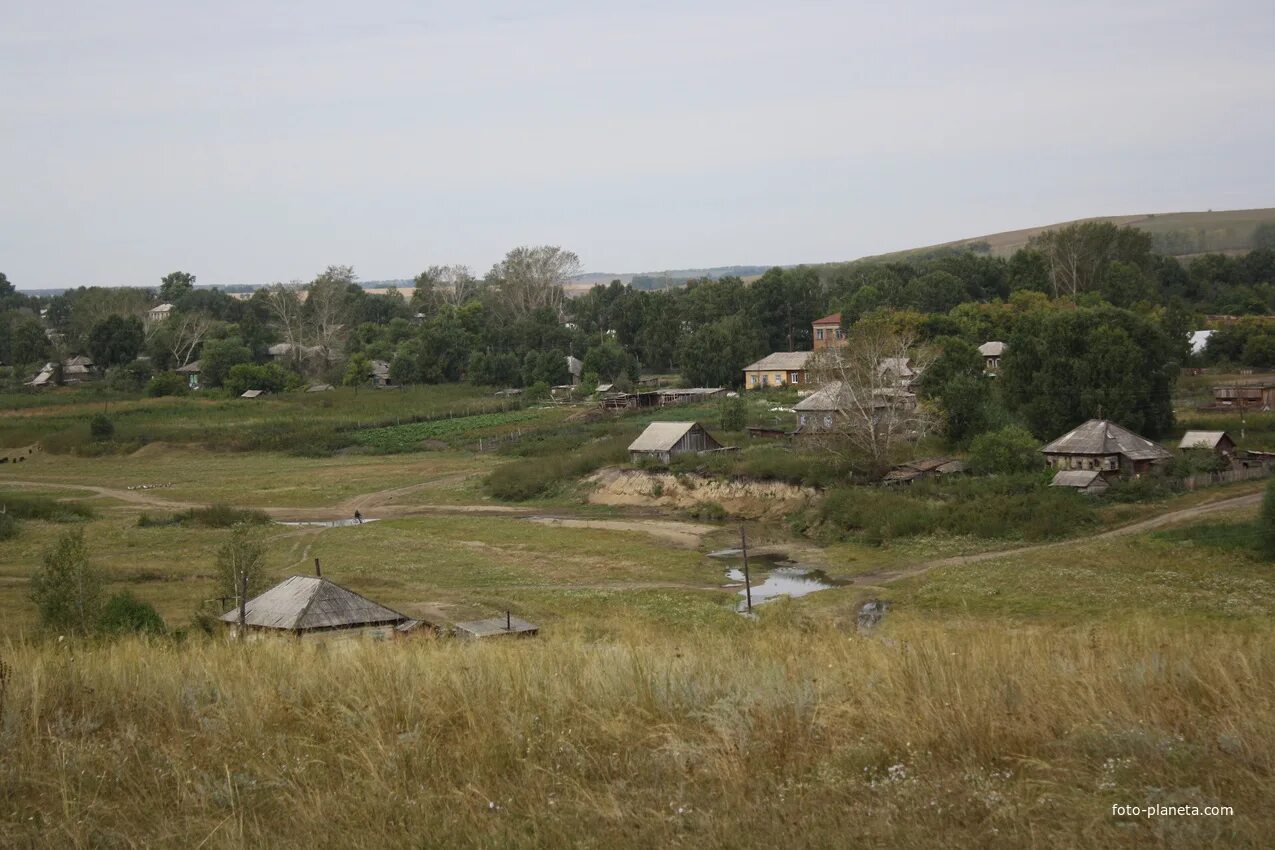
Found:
[978,341,1006,356]
[1179,430,1231,450]
[175,360,201,373]
[1050,469,1106,488]
[220,575,408,631]
[743,351,813,372]
[1040,420,1171,461]
[629,421,704,452]
[813,312,842,325]
[240,389,265,398]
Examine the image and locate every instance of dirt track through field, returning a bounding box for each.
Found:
[844,490,1264,589]
[4,480,1263,590]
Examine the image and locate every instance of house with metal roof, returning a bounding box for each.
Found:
[628,421,723,464]
[812,312,845,350]
[221,575,409,641]
[743,351,813,390]
[1040,419,1172,476]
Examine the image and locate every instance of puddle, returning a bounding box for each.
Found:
[708,550,847,610]
[276,518,380,528]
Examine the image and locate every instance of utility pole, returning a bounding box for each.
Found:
[237,570,248,639]
[739,526,753,614]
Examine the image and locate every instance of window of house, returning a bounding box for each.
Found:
[835,328,845,339]
[790,372,800,383]
[799,414,808,426]
[823,414,833,428]
[816,328,824,340]
[762,374,769,387]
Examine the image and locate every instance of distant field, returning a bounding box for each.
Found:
[858,207,1275,262]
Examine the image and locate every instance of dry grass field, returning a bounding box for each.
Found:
[4,385,1275,847]
[3,621,1272,849]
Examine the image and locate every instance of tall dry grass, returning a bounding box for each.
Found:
[2,618,1272,848]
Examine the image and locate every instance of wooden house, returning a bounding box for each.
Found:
[978,341,1006,373]
[742,351,813,390]
[370,360,393,387]
[1178,430,1237,461]
[176,359,201,390]
[793,383,845,434]
[147,303,175,323]
[657,387,725,406]
[812,312,846,350]
[220,575,410,642]
[1210,385,1275,410]
[1039,419,1172,476]
[1049,469,1110,494]
[628,421,723,464]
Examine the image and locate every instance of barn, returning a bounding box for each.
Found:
[628,421,723,464]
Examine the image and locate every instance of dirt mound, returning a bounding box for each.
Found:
[587,468,815,520]
[129,441,178,458]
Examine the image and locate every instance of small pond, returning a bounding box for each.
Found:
[707,549,848,611]
[276,518,380,528]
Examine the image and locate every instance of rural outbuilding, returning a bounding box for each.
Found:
[176,360,201,390]
[979,341,1006,373]
[628,421,723,464]
[453,613,539,639]
[1178,430,1237,460]
[1040,419,1171,476]
[240,389,266,399]
[220,575,409,641]
[1049,469,1110,494]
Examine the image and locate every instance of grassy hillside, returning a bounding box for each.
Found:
[858,208,1275,263]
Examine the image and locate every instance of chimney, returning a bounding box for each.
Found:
[314,558,322,578]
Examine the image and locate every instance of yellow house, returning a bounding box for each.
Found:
[742,351,813,390]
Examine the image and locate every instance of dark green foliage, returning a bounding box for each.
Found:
[224,363,300,396]
[1260,478,1275,561]
[813,475,1094,545]
[582,340,636,383]
[968,426,1040,474]
[87,314,145,367]
[1001,306,1175,439]
[1153,520,1260,557]
[29,529,102,635]
[137,503,271,529]
[0,512,18,540]
[719,396,746,432]
[89,413,115,441]
[146,371,190,397]
[485,436,629,500]
[199,337,253,387]
[678,314,766,388]
[0,491,95,522]
[1100,476,1184,504]
[97,591,167,636]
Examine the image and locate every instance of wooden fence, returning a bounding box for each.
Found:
[1182,464,1273,490]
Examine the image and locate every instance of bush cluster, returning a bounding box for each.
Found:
[137,503,271,528]
[485,435,630,500]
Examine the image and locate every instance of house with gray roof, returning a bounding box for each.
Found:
[1040,419,1172,477]
[743,351,813,390]
[221,575,409,641]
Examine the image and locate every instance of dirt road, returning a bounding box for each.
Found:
[844,489,1263,588]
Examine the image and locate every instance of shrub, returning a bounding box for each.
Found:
[0,492,94,522]
[136,503,270,529]
[969,425,1040,475]
[719,396,747,432]
[687,501,727,521]
[0,512,18,541]
[815,474,1096,544]
[224,363,301,397]
[485,435,629,500]
[98,591,167,636]
[89,413,115,441]
[29,529,102,635]
[146,371,190,398]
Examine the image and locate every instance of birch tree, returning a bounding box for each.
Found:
[262,283,306,366]
[806,324,936,472]
[488,246,578,320]
[164,311,213,367]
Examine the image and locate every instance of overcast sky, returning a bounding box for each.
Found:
[3,0,1273,289]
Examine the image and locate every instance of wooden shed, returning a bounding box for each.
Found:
[628,421,723,464]
[220,575,409,642]
[1049,469,1110,495]
[1178,430,1237,461]
[453,613,539,640]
